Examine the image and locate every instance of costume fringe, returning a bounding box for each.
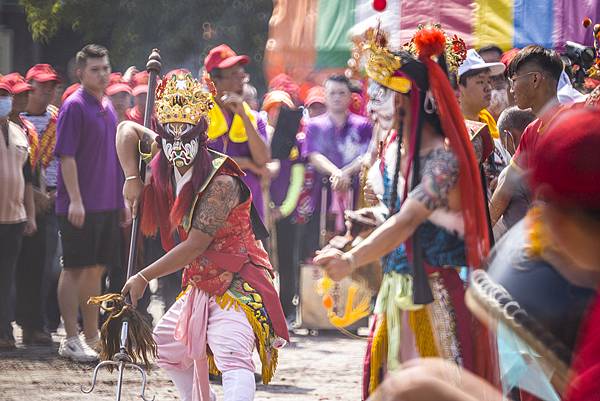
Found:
[368,316,388,395]
[212,292,279,385]
[408,308,439,357]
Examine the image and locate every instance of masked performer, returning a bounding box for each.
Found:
[117,72,288,401]
[314,25,495,398]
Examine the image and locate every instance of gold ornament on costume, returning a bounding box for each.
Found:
[155,73,214,126]
[404,23,467,74]
[363,26,412,93]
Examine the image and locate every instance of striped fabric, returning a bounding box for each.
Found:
[265,0,600,84]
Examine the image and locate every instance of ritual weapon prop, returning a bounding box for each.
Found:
[81,49,162,401]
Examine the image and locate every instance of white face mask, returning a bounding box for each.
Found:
[0,96,13,118]
[367,82,396,131]
[488,89,509,116]
[161,123,199,168]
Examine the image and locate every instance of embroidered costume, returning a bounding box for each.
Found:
[137,72,287,401]
[356,24,497,398]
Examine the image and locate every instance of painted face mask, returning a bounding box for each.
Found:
[160,122,199,168]
[367,81,396,131]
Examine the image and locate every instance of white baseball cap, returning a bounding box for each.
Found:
[458,49,506,78]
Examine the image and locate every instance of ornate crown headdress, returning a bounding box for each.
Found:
[582,17,600,82]
[155,73,214,125]
[363,25,412,93]
[404,23,467,74]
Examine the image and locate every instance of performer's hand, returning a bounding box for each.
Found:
[314,248,352,281]
[221,92,245,115]
[68,200,86,228]
[123,176,144,218]
[120,206,132,228]
[121,274,148,307]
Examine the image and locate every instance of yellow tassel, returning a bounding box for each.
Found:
[368,317,388,395]
[214,292,279,385]
[526,206,548,258]
[327,283,371,328]
[408,309,438,357]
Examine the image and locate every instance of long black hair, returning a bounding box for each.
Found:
[385,49,450,305]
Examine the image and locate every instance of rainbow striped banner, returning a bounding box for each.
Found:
[265,0,600,84]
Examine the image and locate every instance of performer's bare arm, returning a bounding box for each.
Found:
[116,120,158,216]
[60,157,85,228]
[121,175,241,305]
[315,148,459,281]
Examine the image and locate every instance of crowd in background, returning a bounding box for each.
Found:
[0,36,599,368]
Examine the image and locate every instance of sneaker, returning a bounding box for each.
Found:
[84,336,102,353]
[58,336,99,362]
[22,329,53,346]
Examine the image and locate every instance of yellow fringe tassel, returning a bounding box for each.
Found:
[368,316,388,395]
[212,292,279,385]
[408,308,439,358]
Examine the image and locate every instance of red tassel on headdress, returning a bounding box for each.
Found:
[413,27,446,60]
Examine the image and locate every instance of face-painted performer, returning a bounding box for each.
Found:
[314,25,497,398]
[117,72,288,401]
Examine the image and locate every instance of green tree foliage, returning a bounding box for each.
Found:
[19,0,273,89]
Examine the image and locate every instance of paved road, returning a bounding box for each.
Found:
[0,330,366,401]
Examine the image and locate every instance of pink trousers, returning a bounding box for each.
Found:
[153,288,256,401]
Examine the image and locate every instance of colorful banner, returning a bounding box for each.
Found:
[264,0,600,85]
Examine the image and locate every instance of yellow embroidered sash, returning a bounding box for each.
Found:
[207,97,257,143]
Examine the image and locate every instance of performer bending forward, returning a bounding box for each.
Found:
[315,26,496,398]
[118,72,288,401]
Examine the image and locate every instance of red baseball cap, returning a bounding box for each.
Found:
[304,86,326,107]
[262,90,294,112]
[132,71,153,96]
[106,72,132,96]
[204,44,249,73]
[1,73,33,95]
[25,64,60,83]
[61,83,81,103]
[0,78,12,95]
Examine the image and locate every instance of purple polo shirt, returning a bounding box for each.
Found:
[54,88,124,214]
[302,112,372,210]
[208,111,268,218]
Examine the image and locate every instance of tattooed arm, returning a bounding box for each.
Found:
[133,176,240,279]
[122,175,241,304]
[315,148,459,280]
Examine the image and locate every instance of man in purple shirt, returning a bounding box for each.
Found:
[54,44,125,362]
[203,44,271,219]
[301,74,372,257]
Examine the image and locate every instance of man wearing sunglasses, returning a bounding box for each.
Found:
[489,45,562,228]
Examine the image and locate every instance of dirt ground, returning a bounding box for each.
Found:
[0,328,366,401]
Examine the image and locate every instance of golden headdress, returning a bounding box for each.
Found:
[363,27,412,93]
[362,23,467,94]
[155,72,214,125]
